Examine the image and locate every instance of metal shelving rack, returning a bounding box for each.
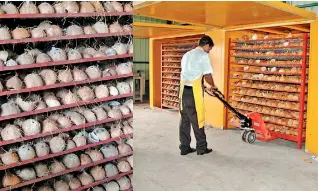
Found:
[226,33,309,149]
[160,34,203,110]
[0,2,133,190]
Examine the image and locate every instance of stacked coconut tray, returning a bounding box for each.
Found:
[0,1,133,191]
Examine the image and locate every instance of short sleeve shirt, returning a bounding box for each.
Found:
[180,47,213,86]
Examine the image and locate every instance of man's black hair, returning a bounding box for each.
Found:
[199,35,214,47]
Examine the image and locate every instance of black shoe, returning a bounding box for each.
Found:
[197,148,213,155]
[180,148,196,155]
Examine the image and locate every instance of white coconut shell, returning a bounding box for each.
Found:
[128,43,133,54]
[116,63,132,75]
[63,1,80,13]
[127,156,133,168]
[38,2,55,14]
[91,107,108,121]
[67,49,82,60]
[83,26,97,34]
[68,177,81,189]
[76,86,95,101]
[126,138,133,149]
[85,65,102,79]
[73,67,88,81]
[92,186,104,191]
[111,1,123,12]
[58,69,73,82]
[66,25,84,36]
[18,144,36,161]
[1,101,21,116]
[90,166,106,181]
[92,127,110,141]
[35,163,50,177]
[39,69,57,85]
[2,173,20,187]
[56,116,73,129]
[62,91,79,104]
[78,171,94,186]
[117,160,131,172]
[103,181,120,191]
[80,154,92,165]
[109,86,119,96]
[54,3,66,13]
[72,134,87,147]
[38,186,54,191]
[31,27,46,38]
[43,93,61,108]
[93,51,106,58]
[19,2,39,14]
[63,153,80,169]
[65,111,86,125]
[35,53,50,63]
[83,47,97,56]
[1,151,19,165]
[5,59,17,66]
[109,22,123,33]
[100,144,118,158]
[0,27,11,40]
[22,119,41,136]
[49,136,66,153]
[1,124,22,141]
[94,85,109,98]
[80,109,97,123]
[48,47,67,61]
[17,52,35,65]
[50,161,66,174]
[103,2,116,12]
[0,50,9,62]
[6,75,23,90]
[112,43,127,55]
[122,125,133,135]
[105,47,117,56]
[54,180,70,191]
[124,4,132,12]
[117,176,131,190]
[80,2,95,13]
[42,118,59,133]
[108,109,123,119]
[66,139,76,150]
[12,27,30,40]
[104,163,119,178]
[16,97,36,112]
[116,82,131,94]
[45,25,63,37]
[117,143,132,155]
[35,142,50,157]
[85,149,103,162]
[92,21,109,33]
[91,1,105,12]
[24,73,44,88]
[1,3,19,14]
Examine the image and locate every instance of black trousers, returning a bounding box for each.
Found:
[179,86,208,152]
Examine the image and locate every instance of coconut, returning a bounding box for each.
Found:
[66,25,84,36]
[124,3,133,12]
[103,2,116,12]
[50,161,66,174]
[66,140,76,150]
[93,51,106,58]
[5,59,18,66]
[78,171,94,186]
[12,27,30,40]
[65,111,86,125]
[76,86,95,101]
[80,154,92,165]
[0,50,9,62]
[67,49,82,60]
[83,26,97,34]
[123,25,132,33]
[56,116,73,129]
[63,1,80,13]
[92,21,109,33]
[24,73,44,88]
[78,108,96,123]
[104,163,119,178]
[42,118,59,133]
[6,75,23,90]
[111,1,123,12]
[85,149,103,162]
[117,160,131,172]
[1,101,21,116]
[90,166,105,181]
[38,2,55,14]
[49,136,66,153]
[112,43,127,55]
[1,3,19,14]
[63,153,80,169]
[43,92,61,107]
[16,96,37,112]
[91,1,105,12]
[0,27,11,40]
[80,2,95,13]
[48,47,67,61]
[109,86,119,96]
[128,43,133,54]
[35,53,51,64]
[45,25,63,37]
[1,151,19,165]
[105,47,117,56]
[85,65,102,79]
[38,186,54,191]
[108,109,123,119]
[116,82,131,94]
[117,143,132,155]
[82,47,97,56]
[62,91,79,104]
[92,127,110,141]
[17,52,35,65]
[38,21,52,30]
[94,85,109,98]
[123,125,133,135]
[92,186,104,191]
[35,142,50,157]
[54,3,66,13]
[73,67,88,81]
[124,99,133,112]
[22,119,41,136]
[35,163,50,177]
[19,2,39,14]
[2,173,20,187]
[117,176,131,190]
[1,124,22,141]
[54,180,70,191]
[72,133,87,147]
[68,177,81,189]
[100,144,119,158]
[18,144,36,161]
[31,27,46,38]
[109,22,123,33]
[39,69,57,85]
[116,62,132,75]
[58,69,73,82]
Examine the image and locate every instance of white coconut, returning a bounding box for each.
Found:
[108,109,123,119]
[117,160,131,172]
[58,69,73,82]
[67,48,82,60]
[94,85,109,98]
[48,47,67,61]
[66,25,84,36]
[1,101,21,116]
[80,2,95,13]
[117,176,131,190]
[90,166,106,181]
[72,133,87,147]
[49,136,66,153]
[63,1,80,13]
[76,86,95,101]
[100,144,119,158]
[39,69,57,85]
[22,119,41,136]
[92,21,109,33]
[109,86,119,96]
[66,139,76,150]
[16,168,36,181]
[38,186,54,191]
[62,91,79,104]
[104,163,119,178]
[2,173,20,187]
[54,180,70,191]
[5,59,18,66]
[117,143,132,155]
[24,73,44,88]
[54,3,66,13]
[91,1,105,12]
[116,82,131,94]
[1,124,22,141]
[78,108,97,123]
[85,149,103,162]
[16,52,35,65]
[35,53,51,63]
[18,144,36,161]
[116,62,132,75]
[68,177,81,189]
[112,43,127,55]
[50,161,66,174]
[19,2,39,14]
[65,111,86,125]
[45,25,63,37]
[78,171,94,186]
[73,67,88,81]
[83,47,97,56]
[1,3,19,14]
[91,107,108,121]
[0,151,19,165]
[35,163,50,177]
[16,96,37,112]
[109,22,123,33]
[43,92,61,107]
[124,4,132,12]
[38,2,55,14]
[124,99,133,112]
[63,153,80,169]
[92,127,110,141]
[35,142,50,157]
[42,118,59,133]
[103,181,120,191]
[0,27,11,40]
[6,75,23,90]
[12,27,30,40]
[80,153,92,165]
[85,65,102,79]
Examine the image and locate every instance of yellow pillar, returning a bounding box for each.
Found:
[306,19,318,154]
[149,38,154,108]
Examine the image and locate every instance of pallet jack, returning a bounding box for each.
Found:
[205,88,277,144]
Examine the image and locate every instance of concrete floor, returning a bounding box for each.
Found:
[133,104,318,191]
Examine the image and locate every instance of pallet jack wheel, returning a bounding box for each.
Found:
[246,131,256,144]
[242,130,249,142]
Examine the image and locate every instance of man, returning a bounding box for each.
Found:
[178,35,217,155]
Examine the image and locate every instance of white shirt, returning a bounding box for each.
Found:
[180,47,213,86]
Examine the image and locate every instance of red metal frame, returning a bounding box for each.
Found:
[0,32,132,45]
[0,54,133,71]
[0,73,133,97]
[231,36,306,43]
[0,113,133,147]
[225,38,232,129]
[73,171,133,191]
[0,12,132,19]
[0,152,133,191]
[0,134,133,170]
[0,93,132,122]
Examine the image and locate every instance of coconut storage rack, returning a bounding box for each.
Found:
[0,1,133,191]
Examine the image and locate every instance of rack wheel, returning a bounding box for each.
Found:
[242,130,249,142]
[246,131,256,144]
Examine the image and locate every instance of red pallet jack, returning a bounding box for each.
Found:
[205,88,278,144]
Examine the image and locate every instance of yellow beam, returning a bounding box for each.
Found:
[133,22,207,31]
[251,28,287,35]
[149,38,154,108]
[281,25,310,32]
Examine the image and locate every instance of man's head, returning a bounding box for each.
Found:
[199,35,214,53]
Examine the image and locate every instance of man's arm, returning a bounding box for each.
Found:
[202,54,217,89]
[204,73,216,89]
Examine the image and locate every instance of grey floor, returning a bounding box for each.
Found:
[133,104,318,191]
